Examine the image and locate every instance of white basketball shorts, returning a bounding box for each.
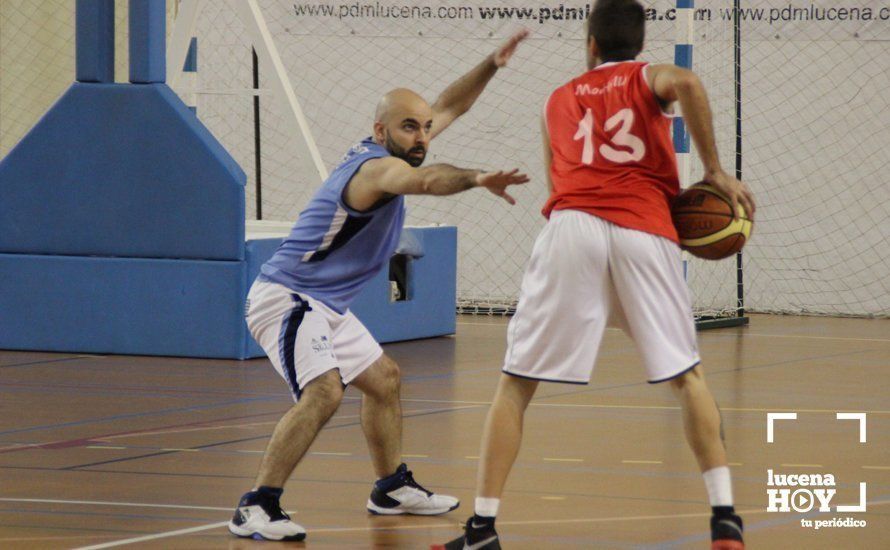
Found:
[246,280,383,400]
[503,209,700,384]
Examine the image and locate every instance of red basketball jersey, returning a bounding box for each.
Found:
[543,61,680,242]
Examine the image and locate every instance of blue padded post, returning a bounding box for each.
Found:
[75,0,115,83]
[129,0,166,83]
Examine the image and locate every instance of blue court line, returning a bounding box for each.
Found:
[62,402,482,470]
[0,356,95,369]
[0,396,277,437]
[0,507,219,523]
[0,382,290,403]
[0,522,148,535]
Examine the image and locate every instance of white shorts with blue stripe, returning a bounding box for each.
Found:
[246,280,382,400]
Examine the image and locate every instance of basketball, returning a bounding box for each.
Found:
[672,183,753,260]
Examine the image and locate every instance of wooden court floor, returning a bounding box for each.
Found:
[0,314,887,549]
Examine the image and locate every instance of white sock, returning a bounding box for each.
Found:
[474,497,500,518]
[703,466,734,507]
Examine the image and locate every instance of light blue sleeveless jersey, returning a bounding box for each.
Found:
[259,138,405,313]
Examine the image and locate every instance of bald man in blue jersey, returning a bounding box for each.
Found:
[228,30,531,542]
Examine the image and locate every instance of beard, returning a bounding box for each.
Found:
[385,132,426,167]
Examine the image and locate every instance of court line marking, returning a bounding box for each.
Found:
[394,397,890,415]
[74,521,230,549]
[0,355,102,370]
[0,535,122,542]
[402,453,429,458]
[740,332,890,344]
[45,498,890,548]
[76,503,890,549]
[311,451,352,456]
[863,465,890,470]
[455,320,890,344]
[0,498,232,511]
[543,457,584,463]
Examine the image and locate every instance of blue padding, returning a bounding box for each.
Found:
[676,0,695,9]
[673,117,690,153]
[75,0,115,83]
[0,82,246,260]
[350,227,457,343]
[129,0,166,83]
[244,239,287,357]
[184,37,198,72]
[674,43,693,68]
[0,254,249,359]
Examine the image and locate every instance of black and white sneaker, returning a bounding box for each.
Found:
[367,463,460,515]
[228,487,306,542]
[433,515,500,550]
[711,512,744,550]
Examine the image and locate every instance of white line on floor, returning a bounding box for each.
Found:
[58,499,890,548]
[0,497,232,511]
[74,521,229,549]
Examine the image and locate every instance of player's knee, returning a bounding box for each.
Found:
[375,355,401,396]
[302,371,344,416]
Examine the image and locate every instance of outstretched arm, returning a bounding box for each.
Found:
[429,29,530,140]
[648,64,756,219]
[344,157,529,211]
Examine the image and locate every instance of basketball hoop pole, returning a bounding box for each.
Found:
[673,0,694,189]
[675,0,749,330]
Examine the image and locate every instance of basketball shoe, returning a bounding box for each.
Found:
[432,515,500,550]
[367,463,460,515]
[228,486,306,542]
[711,512,744,550]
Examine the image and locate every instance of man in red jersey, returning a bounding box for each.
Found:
[436,1,755,549]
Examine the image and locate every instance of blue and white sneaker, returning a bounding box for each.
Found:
[367,463,460,515]
[228,487,306,542]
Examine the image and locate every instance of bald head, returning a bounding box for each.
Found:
[373,88,433,167]
[375,88,430,124]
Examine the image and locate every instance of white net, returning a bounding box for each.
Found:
[735,2,890,317]
[187,0,746,318]
[3,1,888,318]
[0,0,176,157]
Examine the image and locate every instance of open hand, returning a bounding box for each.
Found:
[477,169,530,205]
[493,29,531,68]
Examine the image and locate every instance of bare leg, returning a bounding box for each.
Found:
[351,354,402,478]
[477,374,539,498]
[255,370,344,488]
[669,366,727,471]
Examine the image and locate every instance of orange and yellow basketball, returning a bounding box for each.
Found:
[672,183,753,260]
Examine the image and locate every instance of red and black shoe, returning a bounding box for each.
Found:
[711,513,744,550]
[432,515,500,550]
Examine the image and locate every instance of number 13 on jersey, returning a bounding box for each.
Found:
[573,108,646,165]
